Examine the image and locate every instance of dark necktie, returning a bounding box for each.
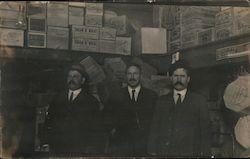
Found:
[176,93,182,105]
[132,89,136,103]
[69,92,74,102]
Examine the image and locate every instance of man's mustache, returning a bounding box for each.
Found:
[129,78,137,82]
[68,80,76,85]
[174,81,183,86]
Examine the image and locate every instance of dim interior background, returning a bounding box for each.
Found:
[0,1,250,158]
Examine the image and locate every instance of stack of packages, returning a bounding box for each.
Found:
[71,3,102,52]
[71,2,132,55]
[104,9,133,55]
[168,6,181,52]
[27,1,47,48]
[180,6,220,48]
[0,2,26,47]
[46,2,69,50]
[215,7,250,41]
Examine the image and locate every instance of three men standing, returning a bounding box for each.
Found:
[148,60,211,157]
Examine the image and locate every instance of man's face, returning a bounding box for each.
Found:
[67,70,85,91]
[126,66,141,88]
[171,68,190,91]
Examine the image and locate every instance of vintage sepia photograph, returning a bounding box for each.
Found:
[0,0,250,158]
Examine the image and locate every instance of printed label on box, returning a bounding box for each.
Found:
[28,32,46,48]
[72,38,99,52]
[28,17,46,32]
[72,25,99,39]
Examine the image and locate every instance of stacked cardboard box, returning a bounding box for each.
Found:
[216,42,250,61]
[85,3,103,27]
[180,6,220,49]
[0,2,26,30]
[168,6,181,52]
[27,2,47,48]
[215,7,250,41]
[71,25,100,52]
[198,27,215,45]
[0,28,24,47]
[47,26,69,50]
[99,27,116,53]
[47,2,68,27]
[141,27,167,54]
[69,4,84,26]
[80,56,106,84]
[104,57,127,81]
[105,15,132,36]
[46,2,69,49]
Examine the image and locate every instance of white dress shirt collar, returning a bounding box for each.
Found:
[68,88,82,101]
[128,85,141,102]
[173,88,187,104]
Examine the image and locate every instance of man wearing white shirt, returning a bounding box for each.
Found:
[105,63,158,156]
[43,64,101,156]
[148,60,211,157]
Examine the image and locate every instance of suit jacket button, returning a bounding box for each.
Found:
[165,142,170,146]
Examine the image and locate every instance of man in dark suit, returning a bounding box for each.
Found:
[148,60,211,157]
[105,63,158,156]
[42,64,102,156]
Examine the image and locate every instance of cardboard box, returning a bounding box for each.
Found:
[215,24,234,40]
[71,25,99,39]
[100,27,116,40]
[234,7,250,35]
[0,9,26,30]
[85,3,103,15]
[85,14,103,27]
[80,56,106,84]
[104,57,126,80]
[216,42,250,60]
[215,7,250,40]
[47,2,68,27]
[115,37,131,55]
[28,32,46,48]
[141,27,167,54]
[28,17,46,32]
[106,15,131,35]
[0,28,24,47]
[169,40,181,52]
[99,40,115,53]
[27,1,46,18]
[47,26,69,50]
[170,25,181,42]
[69,6,84,26]
[198,28,215,44]
[72,38,99,52]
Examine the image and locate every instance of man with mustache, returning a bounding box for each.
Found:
[105,63,158,156]
[148,60,211,157]
[42,64,102,156]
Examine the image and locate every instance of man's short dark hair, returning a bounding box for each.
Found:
[126,63,142,73]
[168,60,191,76]
[69,64,89,82]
